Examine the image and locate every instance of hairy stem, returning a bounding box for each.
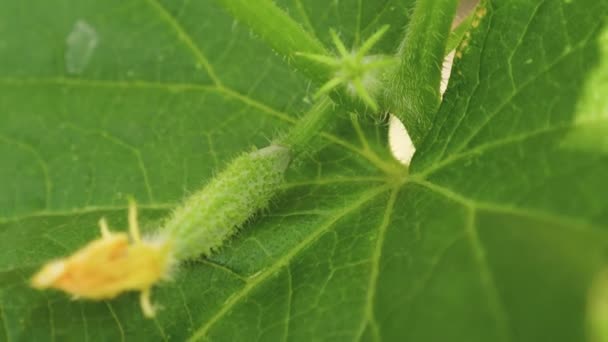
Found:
[386,0,458,146]
[213,0,331,83]
[214,0,395,115]
[279,97,334,156]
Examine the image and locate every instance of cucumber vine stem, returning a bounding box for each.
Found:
[213,0,395,115]
[213,0,331,83]
[279,97,334,156]
[386,0,459,146]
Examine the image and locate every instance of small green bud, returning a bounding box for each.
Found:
[296,25,397,112]
[164,145,291,261]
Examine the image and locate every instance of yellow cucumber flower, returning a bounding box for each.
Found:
[31,201,172,317]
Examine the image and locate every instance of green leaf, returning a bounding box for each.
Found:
[562,25,608,154]
[1,1,608,342]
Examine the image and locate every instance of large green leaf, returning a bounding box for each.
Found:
[1,0,607,341]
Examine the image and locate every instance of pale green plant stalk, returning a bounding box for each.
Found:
[213,0,331,83]
[386,0,459,146]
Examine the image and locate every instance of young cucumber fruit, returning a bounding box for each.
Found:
[31,144,291,317]
[165,145,291,260]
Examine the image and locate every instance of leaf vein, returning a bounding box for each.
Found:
[0,134,52,211]
[63,123,155,202]
[185,185,391,341]
[292,0,317,37]
[506,0,547,91]
[465,207,511,342]
[143,0,222,86]
[105,302,125,342]
[283,267,293,342]
[0,77,396,173]
[0,204,172,225]
[451,28,599,156]
[410,179,608,235]
[177,284,195,331]
[417,116,607,178]
[433,0,493,163]
[0,304,11,342]
[356,188,399,342]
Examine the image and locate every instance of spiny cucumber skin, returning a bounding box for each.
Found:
[164,145,291,261]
